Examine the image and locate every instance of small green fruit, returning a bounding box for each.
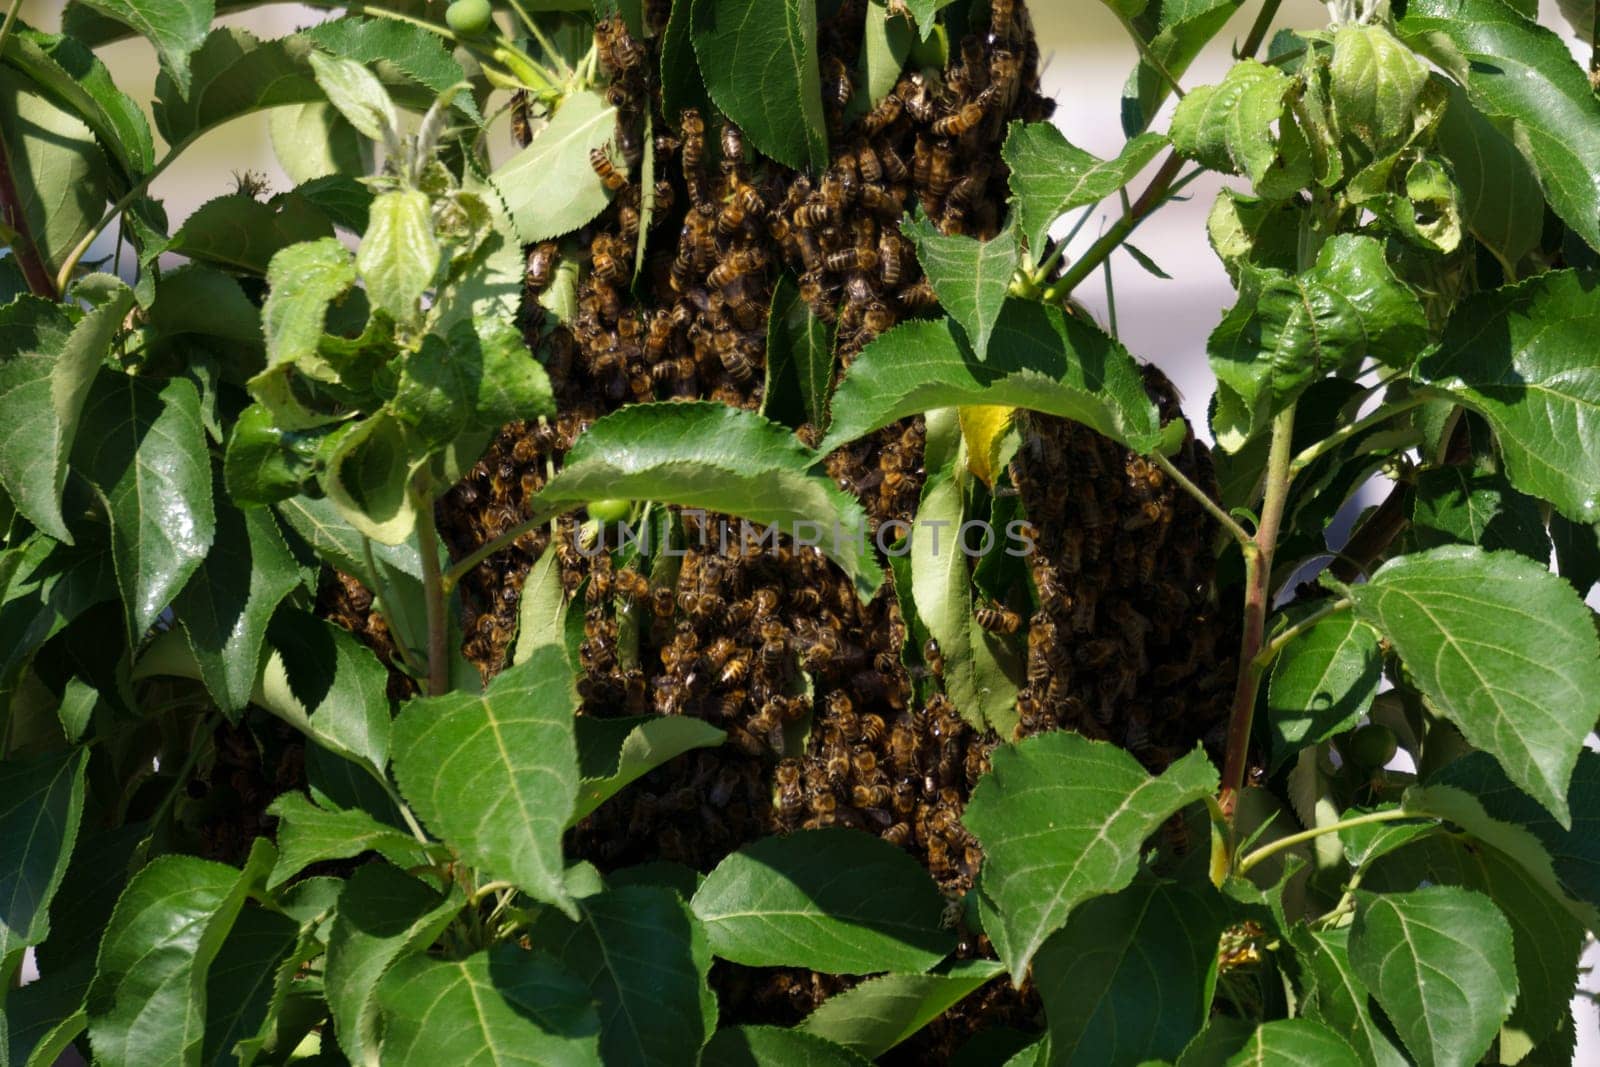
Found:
[586,498,633,523]
[1345,723,1398,770]
[445,0,494,36]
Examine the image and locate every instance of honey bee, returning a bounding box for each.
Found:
[509,90,533,148]
[776,760,805,820]
[862,302,896,336]
[597,15,646,78]
[900,278,938,313]
[590,235,628,283]
[879,143,909,182]
[859,712,886,744]
[613,568,651,604]
[852,782,891,807]
[526,242,559,291]
[720,122,746,173]
[881,821,911,846]
[707,248,764,289]
[824,56,853,112]
[990,0,1016,41]
[933,100,987,138]
[859,184,901,218]
[794,202,834,229]
[680,108,712,210]
[923,637,944,677]
[975,603,1021,635]
[590,145,628,191]
[713,332,760,383]
[928,143,957,199]
[852,749,878,778]
[899,73,935,122]
[825,247,878,273]
[860,91,904,136]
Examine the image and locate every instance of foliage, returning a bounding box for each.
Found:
[0,0,1597,1064]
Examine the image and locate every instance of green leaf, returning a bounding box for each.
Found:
[1294,928,1408,1067]
[1398,0,1600,252]
[393,316,555,450]
[1550,513,1600,598]
[704,1026,872,1067]
[165,191,336,276]
[377,948,601,1066]
[798,961,1003,1060]
[320,413,421,546]
[1222,1020,1363,1066]
[144,265,264,356]
[0,66,111,277]
[1118,0,1243,136]
[1433,83,1543,271]
[1170,60,1299,188]
[392,645,580,916]
[1337,807,1435,871]
[860,2,913,108]
[1329,24,1430,157]
[690,827,954,973]
[308,50,399,145]
[1365,834,1585,1051]
[261,236,356,372]
[764,274,835,430]
[1209,235,1427,448]
[264,792,431,891]
[258,610,393,774]
[660,0,709,131]
[0,280,133,543]
[822,303,1164,455]
[65,0,213,96]
[1348,886,1518,1067]
[572,715,727,822]
[1003,123,1167,252]
[275,492,424,582]
[1266,610,1381,770]
[356,190,438,324]
[86,842,274,1067]
[902,215,1018,359]
[1,27,155,182]
[963,733,1219,977]
[911,414,1019,735]
[1409,467,1549,562]
[324,862,464,1067]
[301,15,477,121]
[1416,270,1600,523]
[1350,546,1600,825]
[1411,749,1600,924]
[74,373,216,639]
[269,102,371,184]
[223,404,326,505]
[201,906,303,1066]
[0,749,86,977]
[490,89,619,244]
[526,402,883,599]
[692,0,829,171]
[1034,879,1230,1066]
[172,494,300,714]
[535,885,715,1067]
[152,28,323,147]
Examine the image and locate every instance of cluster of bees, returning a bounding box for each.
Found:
[312,0,1235,1056]
[1011,366,1236,765]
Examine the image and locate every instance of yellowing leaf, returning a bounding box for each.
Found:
[958,404,1015,487]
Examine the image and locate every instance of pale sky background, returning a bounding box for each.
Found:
[11,0,1600,1058]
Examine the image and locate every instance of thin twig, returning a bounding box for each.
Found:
[412,478,450,697]
[1153,450,1252,547]
[1237,807,1418,876]
[1250,597,1354,672]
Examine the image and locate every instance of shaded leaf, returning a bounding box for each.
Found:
[201,906,302,1066]
[392,645,580,916]
[799,961,1004,1060]
[1266,610,1381,770]
[1294,927,1408,1067]
[264,792,431,891]
[0,66,110,278]
[764,274,835,430]
[1398,0,1600,251]
[692,0,829,171]
[1348,886,1517,1067]
[259,610,393,774]
[902,214,1018,359]
[822,303,1164,456]
[1222,1020,1363,1066]
[172,494,300,714]
[526,402,883,599]
[65,0,212,95]
[324,862,464,1067]
[704,1026,872,1067]
[1119,0,1243,136]
[572,715,727,822]
[0,749,87,975]
[376,946,602,1066]
[963,733,1218,977]
[0,281,133,542]
[536,885,714,1067]
[1409,467,1549,562]
[1350,546,1600,825]
[152,28,323,147]
[691,828,954,973]
[85,842,274,1067]
[490,90,618,244]
[166,192,336,277]
[1034,879,1230,1066]
[73,373,216,639]
[1433,81,1543,271]
[1003,122,1166,252]
[1415,270,1600,523]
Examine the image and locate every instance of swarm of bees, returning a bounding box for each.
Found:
[316,0,1232,1058]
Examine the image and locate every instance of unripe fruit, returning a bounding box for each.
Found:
[445,0,494,36]
[586,498,633,523]
[1345,723,1398,770]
